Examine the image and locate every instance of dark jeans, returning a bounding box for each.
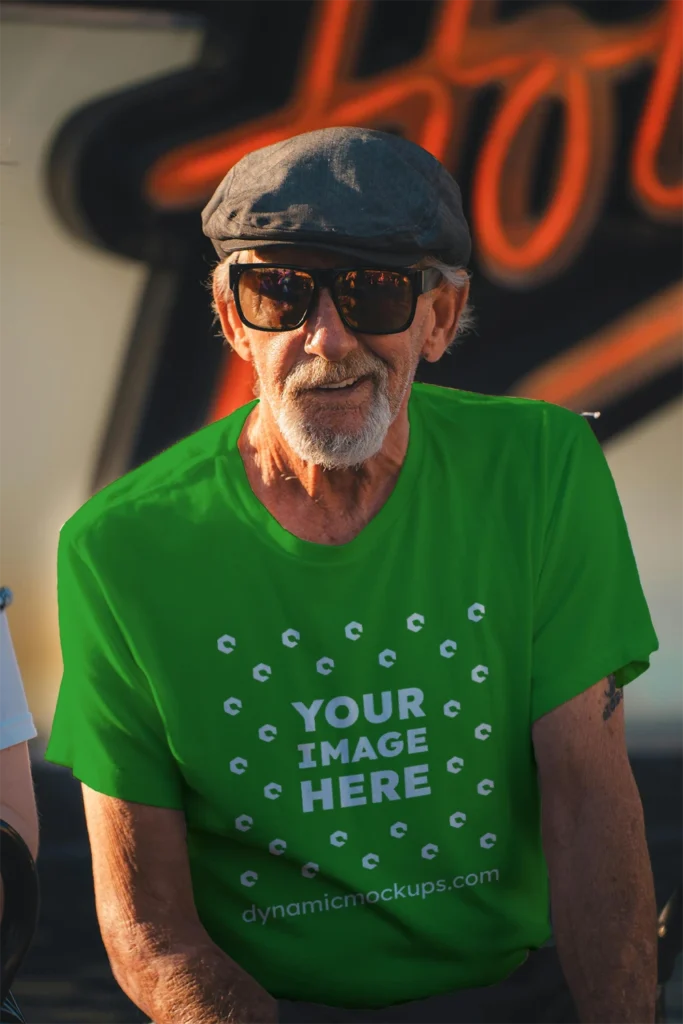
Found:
[277,946,580,1024]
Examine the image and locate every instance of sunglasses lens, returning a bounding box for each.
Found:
[238,268,314,329]
[335,270,414,333]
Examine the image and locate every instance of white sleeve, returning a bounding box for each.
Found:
[0,608,38,750]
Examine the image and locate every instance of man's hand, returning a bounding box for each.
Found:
[533,676,658,1023]
[81,786,278,1024]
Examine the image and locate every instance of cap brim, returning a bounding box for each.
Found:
[213,239,426,268]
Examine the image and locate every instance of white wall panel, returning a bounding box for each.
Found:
[0,16,201,739]
[604,399,683,752]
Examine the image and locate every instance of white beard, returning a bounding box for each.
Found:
[274,387,395,470]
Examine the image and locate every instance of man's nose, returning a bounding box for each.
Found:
[303,287,359,361]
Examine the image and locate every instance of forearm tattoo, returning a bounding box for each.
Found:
[602,673,623,721]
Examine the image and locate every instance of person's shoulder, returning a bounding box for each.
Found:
[60,403,253,553]
[411,382,585,431]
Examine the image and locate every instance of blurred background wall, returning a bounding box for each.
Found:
[0,3,203,738]
[1,0,680,755]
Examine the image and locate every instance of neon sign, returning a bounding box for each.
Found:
[146,0,682,289]
[44,0,681,465]
[143,0,678,421]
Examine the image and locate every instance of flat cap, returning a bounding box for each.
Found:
[202,127,471,267]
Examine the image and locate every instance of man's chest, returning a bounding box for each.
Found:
[133,545,535,828]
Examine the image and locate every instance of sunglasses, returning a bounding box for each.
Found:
[228,264,443,335]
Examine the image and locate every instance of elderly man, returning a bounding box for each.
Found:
[46,128,659,1024]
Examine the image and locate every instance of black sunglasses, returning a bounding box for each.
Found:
[228,264,443,335]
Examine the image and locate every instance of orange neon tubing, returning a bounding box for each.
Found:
[146,67,455,207]
[330,74,455,161]
[515,301,682,405]
[584,14,663,69]
[429,0,473,66]
[632,0,683,212]
[147,0,362,205]
[447,55,528,87]
[146,124,303,207]
[473,61,593,273]
[295,0,359,110]
[145,0,681,258]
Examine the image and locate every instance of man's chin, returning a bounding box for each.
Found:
[276,411,391,469]
[290,442,385,471]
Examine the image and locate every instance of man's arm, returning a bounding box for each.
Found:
[532,676,658,1024]
[81,785,278,1024]
[0,740,40,920]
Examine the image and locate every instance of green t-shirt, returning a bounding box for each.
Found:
[46,383,658,1008]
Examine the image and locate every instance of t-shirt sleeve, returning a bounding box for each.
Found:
[45,526,183,808]
[531,406,659,722]
[0,608,38,750]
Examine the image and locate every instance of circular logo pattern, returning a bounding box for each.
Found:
[220,601,497,884]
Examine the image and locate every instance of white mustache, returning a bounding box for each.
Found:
[286,361,387,394]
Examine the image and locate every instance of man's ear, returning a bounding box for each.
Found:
[212,272,252,362]
[421,278,470,363]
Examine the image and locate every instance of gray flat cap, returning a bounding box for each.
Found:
[201,127,471,267]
